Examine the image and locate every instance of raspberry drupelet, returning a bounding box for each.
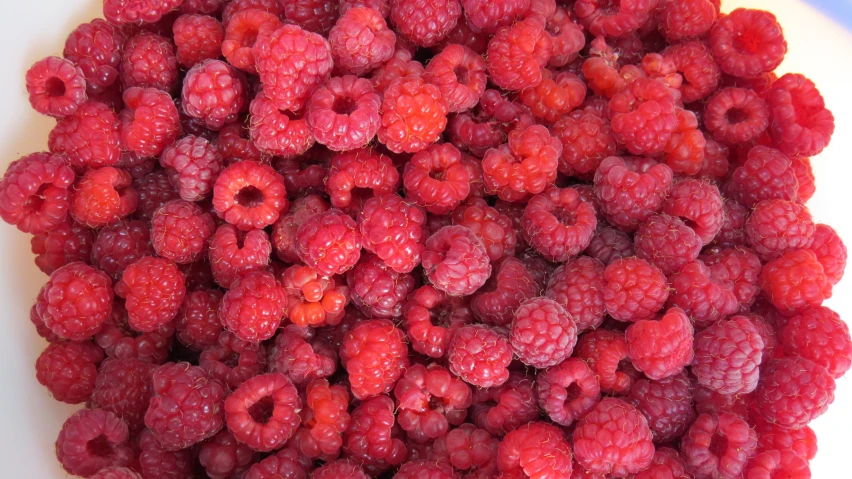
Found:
[575,329,634,395]
[0,152,75,234]
[682,412,758,479]
[497,422,574,478]
[173,14,224,68]
[781,306,852,379]
[182,60,246,131]
[70,167,138,228]
[63,19,124,94]
[358,194,426,273]
[221,9,281,72]
[404,284,473,357]
[151,200,216,264]
[510,297,578,369]
[422,225,491,296]
[30,219,93,275]
[326,149,399,209]
[35,340,103,404]
[224,373,301,452]
[55,409,134,477]
[378,77,449,153]
[176,289,225,350]
[48,101,121,170]
[626,373,695,444]
[389,0,461,48]
[394,363,472,442]
[603,257,669,322]
[727,146,798,208]
[522,187,598,262]
[483,125,561,202]
[91,219,153,282]
[296,208,363,276]
[625,307,694,380]
[593,156,673,232]
[329,7,396,75]
[486,19,553,91]
[120,33,178,92]
[25,56,87,118]
[306,76,381,151]
[340,319,409,399]
[219,270,286,342]
[709,8,787,79]
[573,398,655,477]
[37,262,113,341]
[119,87,181,158]
[424,44,487,113]
[213,160,288,231]
[536,357,601,427]
[448,325,512,388]
[115,256,186,332]
[209,224,272,289]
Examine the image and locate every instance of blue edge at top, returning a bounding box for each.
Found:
[806,0,852,30]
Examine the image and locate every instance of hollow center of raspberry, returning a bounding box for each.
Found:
[553,207,577,226]
[428,168,446,181]
[733,29,765,55]
[709,431,729,458]
[240,29,259,48]
[23,185,49,213]
[235,186,264,208]
[564,382,584,404]
[726,107,749,125]
[248,396,275,424]
[454,65,470,86]
[86,435,114,458]
[44,77,66,98]
[222,352,240,368]
[332,96,358,115]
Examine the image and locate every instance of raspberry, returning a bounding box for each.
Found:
[449,199,516,262]
[116,256,186,332]
[754,356,836,429]
[470,371,538,436]
[249,90,315,158]
[486,19,552,91]
[541,257,603,332]
[728,147,798,209]
[48,101,121,169]
[704,88,770,145]
[712,200,748,249]
[626,373,695,443]
[182,60,245,131]
[244,447,312,479]
[198,430,256,479]
[219,270,286,342]
[626,307,694,380]
[173,14,224,68]
[430,424,498,477]
[378,77,448,153]
[522,187,597,262]
[326,149,399,209]
[781,306,852,379]
[462,0,529,34]
[121,33,178,92]
[70,167,138,228]
[296,208,363,276]
[370,55,426,94]
[575,329,634,394]
[395,460,457,479]
[283,0,339,34]
[340,318,409,399]
[200,331,267,389]
[280,265,347,326]
[90,467,143,479]
[208,225,271,289]
[213,160,288,230]
[603,257,668,322]
[329,7,396,75]
[667,260,739,327]
[682,412,758,479]
[181,0,226,14]
[91,219,153,281]
[789,156,815,203]
[253,24,333,112]
[746,200,815,262]
[483,125,561,201]
[593,156,673,231]
[356,195,426,274]
[448,325,512,388]
[346,255,413,319]
[221,9,281,72]
[306,76,381,151]
[424,44,487,113]
[269,325,338,385]
[175,289,224,351]
[103,0,183,24]
[341,0,391,16]
[810,224,847,285]
[36,262,113,341]
[395,363,472,442]
[536,357,600,427]
[662,178,724,244]
[344,395,408,473]
[63,19,124,94]
[498,422,574,478]
[276,151,328,198]
[0,152,75,234]
[216,122,264,164]
[137,428,197,479]
[90,358,157,434]
[662,41,721,104]
[761,248,832,314]
[470,257,538,327]
[703,246,763,310]
[574,0,655,38]
[390,0,461,48]
[271,195,329,263]
[222,0,283,26]
[756,423,817,461]
[145,362,226,450]
[584,226,635,265]
[745,449,811,479]
[609,78,678,156]
[551,106,617,178]
[573,398,654,477]
[767,74,835,158]
[115,152,156,180]
[693,315,764,395]
[510,297,577,368]
[659,0,718,42]
[423,225,491,296]
[290,379,350,460]
[313,459,369,479]
[633,448,690,479]
[30,219,94,275]
[403,143,470,214]
[710,8,787,79]
[635,214,702,275]
[94,302,175,364]
[36,340,103,404]
[151,200,216,264]
[25,56,87,118]
[404,285,472,357]
[55,409,133,477]
[119,87,181,158]
[223,373,301,452]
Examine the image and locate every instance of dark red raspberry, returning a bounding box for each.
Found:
[756,423,817,461]
[121,33,178,92]
[810,223,847,285]
[272,195,330,262]
[424,44,487,113]
[115,256,185,333]
[693,315,764,395]
[575,329,634,394]
[760,249,832,314]
[699,134,731,179]
[390,0,461,48]
[378,77,448,153]
[704,87,770,145]
[90,358,157,433]
[584,226,635,265]
[63,19,124,94]
[510,297,577,368]
[710,8,787,79]
[765,73,835,157]
[25,56,87,118]
[574,0,655,38]
[754,356,836,429]
[269,325,337,385]
[36,340,103,404]
[181,0,226,14]
[462,0,529,34]
[603,257,668,322]
[430,424,498,477]
[151,200,216,264]
[103,0,182,24]
[30,219,94,275]
[662,41,721,104]
[219,270,285,342]
[329,7,396,75]
[70,167,138,228]
[781,306,852,379]
[213,160,288,230]
[745,449,810,479]
[593,156,673,231]
[249,90,315,158]
[216,122,264,164]
[498,422,574,478]
[175,289,224,351]
[448,325,512,388]
[49,101,121,169]
[727,146,798,208]
[659,0,718,42]
[357,194,425,274]
[137,428,197,479]
[626,307,694,380]
[198,430,256,479]
[244,448,312,479]
[403,143,470,214]
[522,187,597,262]
[200,330,267,389]
[276,149,328,197]
[422,225,491,296]
[282,0,339,34]
[573,398,654,477]
[395,363,471,442]
[0,152,75,234]
[483,125,561,202]
[223,373,301,452]
[662,178,724,244]
[634,214,702,275]
[253,24,333,112]
[340,319,408,399]
[693,381,751,418]
[345,255,413,319]
[221,9,281,72]
[344,395,407,473]
[326,149,399,209]
[296,208,363,276]
[182,60,245,131]
[119,87,181,158]
[91,219,153,281]
[209,225,271,288]
[470,257,538,327]
[668,260,739,327]
[626,373,695,443]
[116,152,156,179]
[747,199,816,261]
[470,371,538,436]
[609,78,678,156]
[404,285,472,357]
[55,409,134,477]
[486,19,552,91]
[536,357,600,427]
[306,76,381,151]
[313,459,368,479]
[551,106,617,178]
[222,0,283,25]
[703,246,763,310]
[94,301,175,364]
[682,412,757,479]
[36,262,113,341]
[173,14,224,68]
[712,199,748,248]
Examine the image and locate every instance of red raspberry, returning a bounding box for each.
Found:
[574,0,655,38]
[182,60,245,131]
[341,0,391,16]
[635,214,702,275]
[151,200,216,264]
[745,449,810,479]
[593,156,673,231]
[659,107,706,176]
[633,448,691,479]
[728,146,798,208]
[609,78,678,156]
[498,422,574,478]
[450,198,516,262]
[662,41,721,104]
[551,106,617,178]
[693,315,764,395]
[329,7,396,75]
[25,56,87,118]
[430,424,498,477]
[223,373,301,452]
[280,265,347,327]
[70,167,138,228]
[668,260,739,327]
[544,257,605,332]
[390,0,461,48]
[347,255,414,319]
[0,152,75,234]
[119,87,181,158]
[699,134,731,179]
[213,160,288,230]
[173,14,224,68]
[703,246,763,310]
[403,143,470,214]
[344,395,408,473]
[91,466,143,479]
[448,325,512,388]
[216,122,264,164]
[523,187,597,262]
[326,149,399,209]
[510,297,577,368]
[357,194,426,273]
[200,330,267,388]
[603,257,668,322]
[36,340,103,404]
[761,248,832,314]
[584,226,635,265]
[395,460,456,479]
[340,318,409,398]
[175,289,225,350]
[370,55,426,94]
[378,77,448,153]
[682,412,757,479]
[536,357,600,427]
[121,33,178,92]
[291,379,350,459]
[116,152,156,179]
[276,149,329,197]
[30,219,94,275]
[573,398,654,477]
[575,329,634,394]
[249,90,315,158]
[704,88,770,145]
[115,256,185,333]
[486,19,553,91]
[754,357,836,429]
[36,262,113,341]
[281,0,338,34]
[306,76,381,151]
[626,373,695,443]
[471,257,538,326]
[424,44,487,113]
[181,0,225,14]
[198,430,256,479]
[462,0,529,34]
[544,7,585,68]
[55,409,134,477]
[221,9,281,72]
[746,199,815,262]
[137,428,197,478]
[781,306,852,379]
[145,362,226,450]
[103,0,182,24]
[296,208,363,276]
[395,363,472,442]
[313,459,369,479]
[790,156,815,202]
[94,302,175,364]
[810,224,847,285]
[63,19,124,94]
[48,101,121,169]
[91,219,153,281]
[219,270,286,342]
[662,178,724,244]
[423,225,491,296]
[756,423,817,461]
[269,325,337,385]
[710,8,787,79]
[483,125,561,201]
[626,307,694,380]
[271,195,330,262]
[253,24,333,112]
[766,73,835,157]
[712,200,748,248]
[470,371,538,436]
[404,285,472,357]
[90,358,157,433]
[222,0,283,25]
[209,225,271,289]
[659,0,718,42]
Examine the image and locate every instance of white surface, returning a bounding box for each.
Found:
[0,0,849,477]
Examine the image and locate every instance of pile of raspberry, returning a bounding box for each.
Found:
[4,0,849,478]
